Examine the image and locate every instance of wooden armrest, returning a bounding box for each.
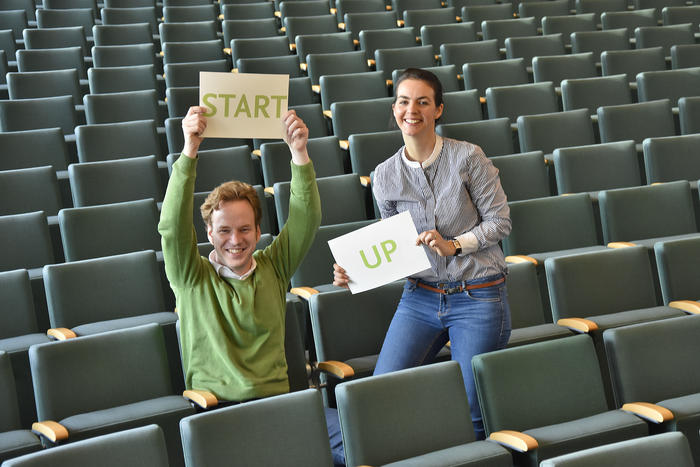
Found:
[323,109,332,119]
[397,19,404,27]
[318,360,355,379]
[300,62,308,72]
[669,300,700,314]
[252,149,261,157]
[339,140,349,150]
[274,11,281,17]
[353,39,359,46]
[183,389,219,409]
[622,402,674,423]
[32,421,69,443]
[231,68,238,73]
[386,79,393,86]
[311,84,320,94]
[360,176,371,186]
[223,47,231,55]
[264,186,274,196]
[289,42,295,52]
[338,22,346,30]
[556,318,599,333]
[385,4,392,10]
[479,96,486,104]
[290,286,320,299]
[489,430,539,452]
[367,59,376,67]
[607,242,637,248]
[159,50,164,57]
[505,255,538,265]
[47,328,77,340]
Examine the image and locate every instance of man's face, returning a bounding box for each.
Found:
[207,199,261,275]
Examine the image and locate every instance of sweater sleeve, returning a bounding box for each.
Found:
[158,155,204,287]
[265,160,322,285]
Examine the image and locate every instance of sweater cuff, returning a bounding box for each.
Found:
[456,232,479,255]
[175,153,198,172]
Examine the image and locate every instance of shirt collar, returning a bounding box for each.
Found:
[208,249,257,280]
[401,135,443,169]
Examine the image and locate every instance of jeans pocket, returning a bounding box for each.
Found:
[465,284,502,303]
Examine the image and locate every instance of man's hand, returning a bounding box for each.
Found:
[182,106,208,159]
[416,229,456,257]
[332,263,350,289]
[282,110,310,165]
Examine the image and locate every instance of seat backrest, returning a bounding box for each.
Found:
[376,44,436,81]
[643,133,700,184]
[0,269,38,340]
[463,57,529,98]
[296,31,354,64]
[87,64,158,94]
[344,10,398,41]
[576,0,628,23]
[163,59,230,88]
[83,88,160,124]
[519,0,569,27]
[599,180,697,243]
[162,39,226,65]
[168,146,258,192]
[679,96,700,134]
[330,96,394,140]
[505,33,566,66]
[0,0,36,20]
[635,23,695,56]
[671,43,700,69]
[348,130,403,176]
[222,2,275,20]
[0,95,77,135]
[404,6,458,34]
[503,193,600,256]
[472,334,608,434]
[436,117,514,156]
[440,88,482,123]
[637,67,700,106]
[2,425,170,467]
[43,250,165,329]
[16,46,87,79]
[462,3,512,33]
[490,151,550,202]
[165,86,198,118]
[59,198,161,262]
[163,3,217,22]
[274,173,367,230]
[532,52,597,85]
[482,17,538,48]
[359,26,416,61]
[159,20,218,43]
[506,261,547,328]
[180,389,333,467]
[100,6,158,34]
[336,0,385,22]
[541,12,596,46]
[654,236,700,304]
[571,28,629,60]
[0,166,63,217]
[554,140,641,194]
[441,39,500,67]
[23,26,88,55]
[0,211,55,272]
[291,219,376,287]
[540,432,694,467]
[222,17,279,44]
[604,314,700,405]
[601,8,657,39]
[0,128,70,171]
[421,22,477,57]
[392,64,461,92]
[280,0,331,19]
[561,74,632,115]
[0,9,28,38]
[0,350,23,432]
[284,14,338,43]
[30,323,172,421]
[36,7,95,36]
[517,108,595,155]
[75,119,162,163]
[392,0,442,17]
[545,246,659,320]
[165,116,251,154]
[306,50,368,85]
[597,98,675,144]
[663,5,700,30]
[320,70,388,111]
[310,281,403,364]
[260,135,344,187]
[7,69,82,105]
[336,361,476,466]
[486,81,558,123]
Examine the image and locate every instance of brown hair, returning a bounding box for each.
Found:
[200,181,262,227]
[393,68,444,107]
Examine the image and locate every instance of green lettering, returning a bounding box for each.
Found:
[202,93,217,117]
[234,94,251,118]
[359,245,382,269]
[270,95,288,118]
[254,95,270,118]
[380,239,397,262]
[218,93,236,117]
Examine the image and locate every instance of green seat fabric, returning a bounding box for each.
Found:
[603,315,700,464]
[440,89,483,123]
[16,46,87,80]
[100,7,158,36]
[374,45,435,82]
[163,59,230,88]
[87,64,158,94]
[75,119,163,163]
[679,96,700,135]
[518,0,569,27]
[284,14,338,44]
[0,166,63,218]
[671,44,700,69]
[330,97,394,141]
[601,8,657,40]
[486,82,558,124]
[541,13,596,46]
[163,4,217,22]
[598,99,675,149]
[306,50,368,86]
[601,47,666,84]
[345,11,398,42]
[3,425,169,467]
[462,4,514,34]
[359,26,416,62]
[348,130,403,177]
[421,22,477,57]
[260,136,345,187]
[165,116,250,155]
[336,361,512,467]
[637,68,700,106]
[7,69,82,106]
[29,324,194,466]
[517,108,595,159]
[165,86,198,118]
[635,23,694,57]
[540,432,694,467]
[442,40,500,67]
[643,134,700,184]
[482,17,538,48]
[296,31,354,63]
[561,74,632,115]
[236,54,301,77]
[490,151,550,202]
[83,89,161,125]
[93,23,154,46]
[436,118,514,157]
[472,335,647,467]
[167,146,259,192]
[0,128,70,172]
[532,52,597,85]
[463,58,528,99]
[159,20,218,43]
[320,71,388,111]
[654,236,700,304]
[0,212,55,273]
[230,36,289,63]
[162,39,226,65]
[505,33,566,66]
[404,7,458,35]
[23,26,88,56]
[571,28,629,63]
[0,95,77,136]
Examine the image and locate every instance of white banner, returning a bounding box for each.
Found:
[328,211,431,294]
[199,72,289,139]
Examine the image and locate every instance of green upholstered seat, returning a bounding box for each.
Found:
[8,69,82,106]
[421,22,477,57]
[442,40,501,67]
[163,4,217,22]
[320,71,388,112]
[168,146,259,192]
[3,425,169,467]
[83,89,162,125]
[520,0,569,28]
[296,32,354,64]
[490,151,550,202]
[165,116,251,155]
[671,44,700,69]
[436,118,514,157]
[93,23,154,46]
[482,17,538,48]
[643,134,700,184]
[284,14,338,44]
[0,95,77,136]
[375,45,436,82]
[163,59,230,88]
[542,13,596,46]
[348,130,403,177]
[505,33,565,67]
[532,52,597,86]
[517,108,595,161]
[306,50,368,86]
[165,86,197,118]
[261,136,345,187]
[462,4,512,34]
[162,39,226,65]
[336,361,512,467]
[180,389,333,467]
[359,26,416,62]
[230,36,289,63]
[540,432,694,467]
[601,47,666,85]
[236,54,302,77]
[221,2,275,20]
[472,335,647,467]
[330,96,394,141]
[159,20,218,44]
[561,74,632,115]
[87,64,159,94]
[654,236,700,304]
[404,7,458,35]
[345,11,398,42]
[76,119,164,163]
[637,68,700,106]
[23,26,89,56]
[601,8,657,40]
[463,58,528,99]
[486,82,558,124]
[440,89,483,123]
[635,23,695,58]
[679,96,700,135]
[603,315,700,464]
[100,7,159,37]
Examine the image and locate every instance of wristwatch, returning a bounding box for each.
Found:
[451,238,462,256]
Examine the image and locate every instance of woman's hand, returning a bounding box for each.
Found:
[416,230,456,257]
[181,106,208,159]
[332,263,350,289]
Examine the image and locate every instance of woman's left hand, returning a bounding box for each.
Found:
[416,229,456,257]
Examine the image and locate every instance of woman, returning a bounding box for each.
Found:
[333,68,512,440]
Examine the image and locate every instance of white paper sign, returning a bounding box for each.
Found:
[328,211,431,294]
[199,72,289,139]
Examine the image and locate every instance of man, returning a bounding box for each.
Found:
[158,106,321,402]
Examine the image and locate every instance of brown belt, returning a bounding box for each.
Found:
[408,276,505,295]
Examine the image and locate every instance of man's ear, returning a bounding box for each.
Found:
[207,224,214,245]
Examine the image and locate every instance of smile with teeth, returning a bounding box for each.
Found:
[405,119,421,124]
[226,247,245,254]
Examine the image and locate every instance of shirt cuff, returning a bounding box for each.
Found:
[456,232,479,255]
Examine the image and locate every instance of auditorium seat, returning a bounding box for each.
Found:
[576,0,627,26]
[654,236,700,306]
[162,39,227,65]
[343,11,398,43]
[635,23,695,58]
[163,4,218,23]
[330,96,394,144]
[260,136,345,187]
[541,13,596,48]
[463,58,529,99]
[436,117,515,157]
[348,130,403,177]
[597,99,675,149]
[601,9,657,40]
[441,39,501,68]
[93,23,154,46]
[532,52,597,87]
[643,134,700,185]
[482,17,538,48]
[163,59,230,88]
[280,0,331,20]
[461,4,512,34]
[421,22,477,57]
[319,70,387,112]
[159,20,218,44]
[517,108,596,161]
[221,2,275,21]
[561,74,632,115]
[374,44,435,82]
[403,7,459,40]
[490,151,551,202]
[570,28,629,63]
[358,26,416,62]
[679,96,700,135]
[306,50,368,86]
[519,0,569,30]
[168,146,259,191]
[486,81,558,124]
[505,33,566,69]
[296,31,354,66]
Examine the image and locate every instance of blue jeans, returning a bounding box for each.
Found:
[373,274,511,440]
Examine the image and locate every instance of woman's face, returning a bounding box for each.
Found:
[392,78,444,138]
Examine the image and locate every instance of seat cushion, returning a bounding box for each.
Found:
[384,440,512,467]
[507,324,573,348]
[529,245,608,264]
[586,306,685,330]
[71,312,178,337]
[631,233,700,249]
[0,334,51,354]
[0,430,42,463]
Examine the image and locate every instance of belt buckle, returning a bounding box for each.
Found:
[444,285,463,295]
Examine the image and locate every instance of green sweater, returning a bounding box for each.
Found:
[158,155,321,401]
